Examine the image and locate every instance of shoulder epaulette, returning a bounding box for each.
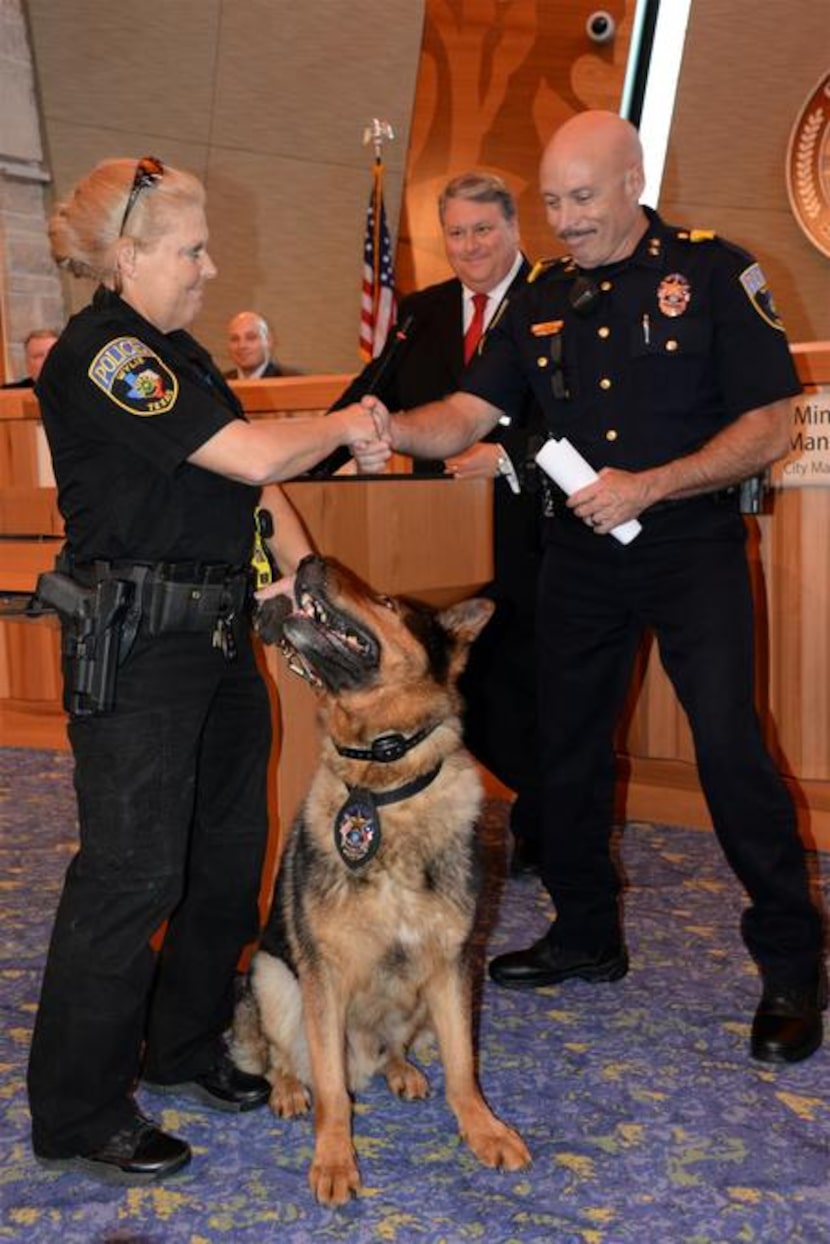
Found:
[674,228,717,243]
[675,227,754,264]
[527,255,574,283]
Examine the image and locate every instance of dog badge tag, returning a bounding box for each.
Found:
[334,787,382,869]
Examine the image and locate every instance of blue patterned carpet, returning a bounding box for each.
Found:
[2,748,829,1243]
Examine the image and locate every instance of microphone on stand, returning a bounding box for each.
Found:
[357,314,415,477]
[308,315,416,478]
[364,313,415,398]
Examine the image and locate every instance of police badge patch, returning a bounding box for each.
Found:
[334,787,382,869]
[88,336,179,414]
[739,263,786,331]
[657,273,691,317]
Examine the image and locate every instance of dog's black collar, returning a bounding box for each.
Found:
[334,764,443,870]
[334,723,438,764]
[368,763,443,807]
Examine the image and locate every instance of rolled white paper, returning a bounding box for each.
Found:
[535,437,642,545]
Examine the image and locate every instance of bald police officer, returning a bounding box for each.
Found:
[356,111,826,1065]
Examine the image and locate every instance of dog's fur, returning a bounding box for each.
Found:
[232,555,530,1204]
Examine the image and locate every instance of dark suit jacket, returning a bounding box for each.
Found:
[224,358,301,380]
[329,261,538,471]
[322,262,544,806]
[325,261,544,591]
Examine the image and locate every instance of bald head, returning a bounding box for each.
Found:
[540,110,647,269]
[227,310,273,378]
[544,110,643,171]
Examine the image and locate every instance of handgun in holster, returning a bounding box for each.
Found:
[34,571,135,716]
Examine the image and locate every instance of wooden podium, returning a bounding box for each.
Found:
[262,476,494,840]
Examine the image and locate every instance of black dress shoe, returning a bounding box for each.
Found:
[143,1047,270,1113]
[36,1113,191,1185]
[750,982,825,1064]
[489,936,629,990]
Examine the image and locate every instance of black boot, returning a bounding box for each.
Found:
[750,971,827,1064]
[35,1112,191,1185]
[489,935,629,990]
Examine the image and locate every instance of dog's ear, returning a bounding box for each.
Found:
[437,598,495,647]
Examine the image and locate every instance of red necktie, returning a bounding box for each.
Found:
[463,292,489,364]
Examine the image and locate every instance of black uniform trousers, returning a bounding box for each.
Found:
[535,497,823,984]
[27,622,271,1158]
[459,482,543,842]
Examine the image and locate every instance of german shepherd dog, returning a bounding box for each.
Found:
[232,554,530,1205]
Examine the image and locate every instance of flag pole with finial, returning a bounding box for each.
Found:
[359,120,397,362]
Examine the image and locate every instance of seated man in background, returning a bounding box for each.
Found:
[324,171,545,874]
[224,310,301,379]
[2,327,60,388]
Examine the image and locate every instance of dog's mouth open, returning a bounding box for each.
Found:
[256,555,381,693]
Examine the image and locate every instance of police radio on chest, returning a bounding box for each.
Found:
[569,276,600,317]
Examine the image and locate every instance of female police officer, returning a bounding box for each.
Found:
[27,156,376,1183]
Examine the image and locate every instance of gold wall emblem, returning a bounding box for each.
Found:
[786,71,830,259]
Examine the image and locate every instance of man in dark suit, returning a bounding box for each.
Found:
[326,172,544,872]
[224,310,300,380]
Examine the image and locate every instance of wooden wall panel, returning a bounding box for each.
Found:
[763,491,830,781]
[661,0,830,343]
[25,0,425,375]
[622,496,830,787]
[397,0,636,292]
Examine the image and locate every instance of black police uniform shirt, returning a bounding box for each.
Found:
[461,207,802,477]
[37,287,258,566]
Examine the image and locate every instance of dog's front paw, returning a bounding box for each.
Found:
[466,1119,532,1172]
[385,1056,430,1101]
[309,1146,361,1206]
[270,1071,311,1118]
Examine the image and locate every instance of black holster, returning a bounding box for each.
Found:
[737,470,770,515]
[35,571,135,717]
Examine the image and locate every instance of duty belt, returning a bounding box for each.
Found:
[63,555,250,654]
[547,489,740,525]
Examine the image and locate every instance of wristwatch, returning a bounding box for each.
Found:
[495,446,521,494]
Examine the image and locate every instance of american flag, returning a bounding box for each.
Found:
[359,161,397,361]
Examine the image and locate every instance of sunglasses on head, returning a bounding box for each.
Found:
[119,155,164,237]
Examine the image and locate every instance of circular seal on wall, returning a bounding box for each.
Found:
[786,70,830,259]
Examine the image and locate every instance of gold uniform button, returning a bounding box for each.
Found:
[598,325,610,339]
[666,339,679,352]
[605,429,618,441]
[537,356,549,367]
[599,377,612,390]
[600,280,612,292]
